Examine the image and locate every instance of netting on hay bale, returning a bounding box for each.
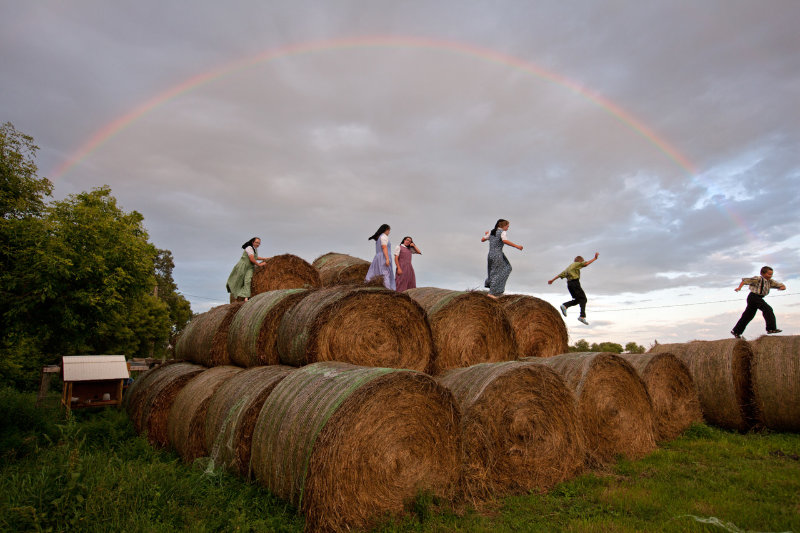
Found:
[174,302,245,366]
[276,286,433,372]
[249,254,321,298]
[123,360,182,431]
[204,365,295,476]
[227,289,309,367]
[250,361,460,532]
[166,365,243,463]
[522,352,657,465]
[618,352,703,441]
[312,252,370,286]
[498,294,569,358]
[134,362,206,448]
[405,287,517,375]
[649,339,758,431]
[750,335,800,432]
[436,361,585,503]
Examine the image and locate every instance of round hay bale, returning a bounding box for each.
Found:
[138,362,206,447]
[276,286,433,372]
[250,361,460,532]
[312,252,370,286]
[498,294,569,358]
[750,335,800,431]
[204,365,295,476]
[618,352,703,441]
[227,289,310,367]
[174,302,245,366]
[522,352,656,465]
[250,253,321,296]
[437,361,585,502]
[405,287,517,375]
[123,360,181,430]
[649,339,757,431]
[167,365,243,463]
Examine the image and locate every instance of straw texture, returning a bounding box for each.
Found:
[750,335,800,431]
[437,361,585,502]
[522,352,656,465]
[167,365,243,463]
[251,254,321,296]
[312,252,371,286]
[619,352,703,441]
[174,302,245,366]
[250,361,460,532]
[227,289,309,367]
[405,287,517,375]
[204,365,295,476]
[277,286,433,372]
[498,294,569,358]
[650,339,757,431]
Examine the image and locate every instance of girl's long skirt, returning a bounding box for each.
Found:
[226,251,255,299]
[365,238,395,290]
[395,246,416,292]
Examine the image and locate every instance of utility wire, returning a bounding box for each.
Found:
[594,292,799,313]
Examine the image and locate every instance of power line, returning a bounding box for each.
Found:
[594,292,799,313]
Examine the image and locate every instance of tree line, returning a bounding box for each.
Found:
[1,122,191,389]
[568,340,647,354]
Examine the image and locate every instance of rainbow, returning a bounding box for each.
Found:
[52,35,699,179]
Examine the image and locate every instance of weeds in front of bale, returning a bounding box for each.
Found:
[0,387,61,460]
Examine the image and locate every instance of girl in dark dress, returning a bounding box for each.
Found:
[481,219,523,298]
[394,236,421,292]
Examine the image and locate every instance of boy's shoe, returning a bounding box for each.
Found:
[560,304,567,317]
[731,330,742,339]
[767,329,782,334]
[577,316,588,325]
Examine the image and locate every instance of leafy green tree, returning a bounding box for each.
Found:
[1,122,52,220]
[154,249,192,344]
[625,342,646,354]
[569,339,591,352]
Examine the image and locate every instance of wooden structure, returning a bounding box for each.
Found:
[61,355,130,413]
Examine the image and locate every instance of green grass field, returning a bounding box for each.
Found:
[1,388,798,532]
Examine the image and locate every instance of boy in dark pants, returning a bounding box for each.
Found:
[731,266,786,338]
[548,252,599,325]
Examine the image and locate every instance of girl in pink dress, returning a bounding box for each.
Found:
[394,236,421,292]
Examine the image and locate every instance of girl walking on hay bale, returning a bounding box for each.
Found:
[731,265,786,338]
[548,252,599,325]
[226,237,268,301]
[481,219,523,298]
[394,236,421,292]
[365,223,395,290]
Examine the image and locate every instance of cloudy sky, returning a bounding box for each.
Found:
[3,1,798,347]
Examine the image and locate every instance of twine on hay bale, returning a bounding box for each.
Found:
[405,287,517,375]
[750,335,800,432]
[250,361,460,532]
[618,352,703,441]
[437,361,585,502]
[123,359,181,431]
[312,252,370,286]
[174,302,245,366]
[250,254,321,297]
[650,339,758,431]
[134,362,206,447]
[167,365,243,463]
[227,289,309,367]
[276,286,433,372]
[204,365,295,476]
[522,352,657,465]
[498,294,569,358]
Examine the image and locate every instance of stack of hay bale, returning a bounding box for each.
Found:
[133,251,799,531]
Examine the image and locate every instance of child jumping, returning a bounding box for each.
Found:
[731,265,786,338]
[548,252,599,325]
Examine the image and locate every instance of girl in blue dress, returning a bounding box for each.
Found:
[481,219,523,298]
[365,223,395,290]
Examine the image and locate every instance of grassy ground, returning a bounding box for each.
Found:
[1,388,798,532]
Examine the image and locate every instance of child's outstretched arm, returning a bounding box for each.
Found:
[734,279,747,292]
[583,252,600,267]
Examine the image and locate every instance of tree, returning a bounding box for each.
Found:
[154,249,192,342]
[569,339,591,352]
[0,122,53,220]
[625,342,646,354]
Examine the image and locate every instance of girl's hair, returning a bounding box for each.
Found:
[242,237,260,249]
[401,236,413,245]
[490,219,509,236]
[574,256,584,262]
[368,224,391,240]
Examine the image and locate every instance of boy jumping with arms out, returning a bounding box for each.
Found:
[548,252,599,325]
[731,265,786,338]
